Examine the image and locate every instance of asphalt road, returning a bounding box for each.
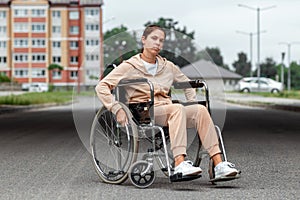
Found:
[0,102,299,200]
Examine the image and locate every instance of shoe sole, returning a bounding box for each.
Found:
[182,169,202,176]
[212,171,241,182]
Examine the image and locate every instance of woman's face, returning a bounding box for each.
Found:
[142,29,165,56]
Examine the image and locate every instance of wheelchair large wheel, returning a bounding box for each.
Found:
[90,103,139,184]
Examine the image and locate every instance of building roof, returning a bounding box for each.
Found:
[181,59,242,80]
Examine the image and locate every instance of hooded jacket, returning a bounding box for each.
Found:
[95,54,196,114]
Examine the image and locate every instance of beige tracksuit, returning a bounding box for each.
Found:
[95,54,221,158]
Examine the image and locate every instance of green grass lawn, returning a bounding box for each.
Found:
[0,91,74,105]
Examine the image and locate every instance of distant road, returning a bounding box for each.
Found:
[0,102,299,199]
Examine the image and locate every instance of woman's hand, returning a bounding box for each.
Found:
[116,109,128,126]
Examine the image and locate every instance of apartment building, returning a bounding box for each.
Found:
[0,0,103,87]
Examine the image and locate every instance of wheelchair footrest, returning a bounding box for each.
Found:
[170,173,202,182]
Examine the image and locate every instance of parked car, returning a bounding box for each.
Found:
[21,83,30,91]
[236,77,284,93]
[28,83,49,92]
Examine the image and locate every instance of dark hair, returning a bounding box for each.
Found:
[142,24,166,39]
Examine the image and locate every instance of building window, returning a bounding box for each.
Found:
[52,70,61,79]
[69,11,79,20]
[0,26,7,33]
[52,10,61,18]
[14,23,29,32]
[70,41,78,49]
[70,71,78,79]
[0,11,6,18]
[52,41,61,48]
[52,56,61,63]
[32,9,45,17]
[85,24,99,31]
[70,56,78,64]
[0,41,6,48]
[14,39,29,47]
[52,26,61,33]
[14,54,28,62]
[32,54,46,62]
[85,9,99,16]
[0,56,7,64]
[14,69,28,77]
[32,39,46,47]
[31,68,45,78]
[86,39,99,46]
[70,26,79,34]
[86,54,99,61]
[32,24,46,33]
[14,9,28,17]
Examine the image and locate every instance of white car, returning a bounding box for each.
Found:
[28,83,49,92]
[236,77,284,93]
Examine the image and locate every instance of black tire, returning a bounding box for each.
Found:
[271,89,279,93]
[90,103,139,184]
[241,88,250,93]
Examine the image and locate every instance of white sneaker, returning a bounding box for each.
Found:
[214,161,238,179]
[174,161,202,176]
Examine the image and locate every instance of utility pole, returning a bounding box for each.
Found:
[281,52,285,88]
[238,4,276,91]
[236,30,266,77]
[279,42,300,91]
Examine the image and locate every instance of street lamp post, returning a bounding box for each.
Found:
[236,30,266,77]
[238,4,276,90]
[279,42,300,91]
[281,52,285,87]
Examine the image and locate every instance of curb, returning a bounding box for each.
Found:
[0,101,73,115]
[226,100,300,112]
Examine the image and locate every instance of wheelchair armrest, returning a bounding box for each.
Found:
[173,80,206,89]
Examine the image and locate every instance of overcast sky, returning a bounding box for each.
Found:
[102,0,300,69]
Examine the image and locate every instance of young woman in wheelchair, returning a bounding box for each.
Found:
[95,24,239,180]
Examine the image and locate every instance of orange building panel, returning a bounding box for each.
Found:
[32,18,46,23]
[32,48,46,53]
[31,33,46,38]
[32,63,47,68]
[14,33,29,38]
[14,63,29,68]
[32,78,47,82]
[15,78,29,84]
[14,48,30,53]
[14,18,29,22]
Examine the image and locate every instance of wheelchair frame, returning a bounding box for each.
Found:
[90,78,231,188]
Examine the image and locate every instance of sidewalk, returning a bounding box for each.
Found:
[225,93,300,112]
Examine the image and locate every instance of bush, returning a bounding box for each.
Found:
[0,74,11,82]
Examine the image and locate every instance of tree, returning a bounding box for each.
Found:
[103,25,139,66]
[144,17,198,67]
[255,57,277,79]
[232,52,251,76]
[48,63,63,83]
[203,47,229,69]
[290,61,300,89]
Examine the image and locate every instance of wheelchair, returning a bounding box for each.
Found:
[90,78,239,188]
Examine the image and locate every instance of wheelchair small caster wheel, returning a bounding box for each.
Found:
[129,160,155,188]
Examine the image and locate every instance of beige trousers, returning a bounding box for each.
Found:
[154,103,221,158]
